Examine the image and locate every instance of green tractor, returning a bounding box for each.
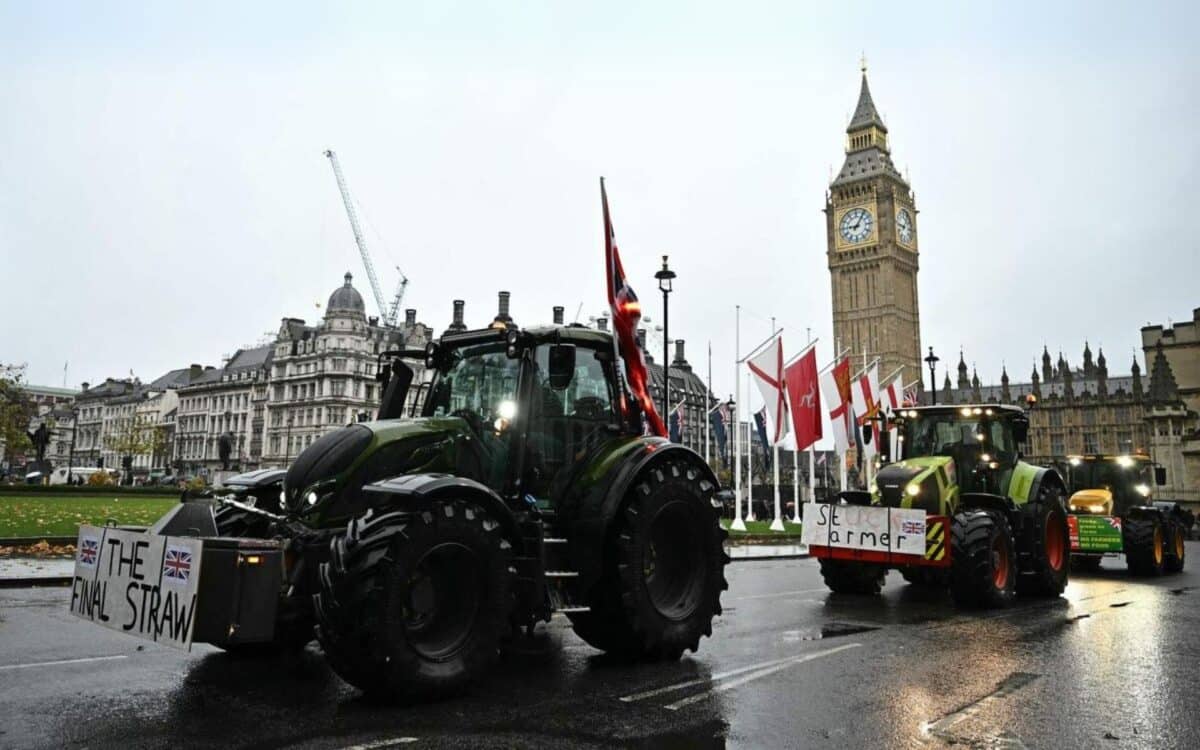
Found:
[1059,453,1193,575]
[74,322,730,700]
[806,404,1070,608]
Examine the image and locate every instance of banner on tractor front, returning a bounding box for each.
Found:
[70,525,203,651]
[801,503,926,557]
[1068,515,1123,553]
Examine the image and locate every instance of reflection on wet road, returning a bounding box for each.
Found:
[2,546,1199,748]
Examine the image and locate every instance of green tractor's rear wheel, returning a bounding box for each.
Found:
[1165,520,1187,573]
[568,459,728,661]
[950,510,1016,608]
[314,501,514,700]
[1015,490,1071,597]
[820,560,887,594]
[1124,516,1166,576]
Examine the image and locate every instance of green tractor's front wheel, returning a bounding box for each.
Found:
[1015,490,1070,597]
[314,501,514,700]
[950,510,1016,608]
[568,459,728,660]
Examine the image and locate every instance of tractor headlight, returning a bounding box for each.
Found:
[279,489,287,506]
[905,483,921,497]
[307,491,319,506]
[1135,483,1151,498]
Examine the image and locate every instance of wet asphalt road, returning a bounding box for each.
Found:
[2,547,1199,750]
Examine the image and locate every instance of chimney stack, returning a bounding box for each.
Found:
[81,382,89,392]
[189,364,203,380]
[495,291,512,323]
[597,317,608,332]
[552,306,564,325]
[405,308,417,327]
[673,339,691,371]
[449,300,467,332]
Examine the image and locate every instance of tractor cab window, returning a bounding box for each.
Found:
[903,413,1017,493]
[423,344,521,489]
[524,345,619,500]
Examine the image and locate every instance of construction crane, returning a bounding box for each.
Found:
[323,149,406,327]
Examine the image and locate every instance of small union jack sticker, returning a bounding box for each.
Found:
[162,545,192,585]
[1108,517,1122,531]
[78,536,99,568]
[902,520,924,535]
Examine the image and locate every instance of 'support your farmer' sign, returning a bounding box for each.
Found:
[70,525,203,650]
[801,503,926,556]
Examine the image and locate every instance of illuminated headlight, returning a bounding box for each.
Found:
[980,453,992,463]
[497,400,517,420]
[972,408,983,415]
[279,489,287,505]
[1069,457,1081,466]
[1135,484,1151,497]
[905,483,921,497]
[1117,455,1135,469]
[960,408,972,417]
[307,491,319,506]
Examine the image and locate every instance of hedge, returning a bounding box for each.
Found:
[0,485,183,497]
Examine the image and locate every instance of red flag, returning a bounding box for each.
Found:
[784,345,822,451]
[602,179,667,438]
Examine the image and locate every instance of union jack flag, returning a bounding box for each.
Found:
[902,520,924,535]
[162,546,192,583]
[78,537,99,567]
[1108,517,1122,531]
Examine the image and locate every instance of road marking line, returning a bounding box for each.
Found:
[663,643,862,710]
[0,654,128,671]
[339,738,419,749]
[620,652,806,702]
[921,672,1040,741]
[728,587,828,601]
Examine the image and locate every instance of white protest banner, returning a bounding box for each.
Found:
[70,525,203,651]
[801,503,926,557]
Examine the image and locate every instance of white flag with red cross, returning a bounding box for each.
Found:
[746,335,790,445]
[819,356,853,456]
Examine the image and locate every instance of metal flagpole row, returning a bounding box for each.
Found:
[733,307,745,531]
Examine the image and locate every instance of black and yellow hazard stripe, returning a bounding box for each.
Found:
[925,520,946,561]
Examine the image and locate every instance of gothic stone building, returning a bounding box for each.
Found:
[826,66,922,386]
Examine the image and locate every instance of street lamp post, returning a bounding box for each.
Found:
[67,405,78,485]
[654,255,676,425]
[925,347,941,406]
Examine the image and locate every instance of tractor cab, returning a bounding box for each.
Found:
[892,405,1028,497]
[1061,454,1164,517]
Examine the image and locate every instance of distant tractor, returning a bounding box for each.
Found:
[805,405,1070,608]
[72,322,730,700]
[1060,454,1193,575]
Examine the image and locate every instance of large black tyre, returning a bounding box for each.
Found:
[950,510,1016,609]
[567,459,728,660]
[314,501,514,700]
[1015,491,1070,597]
[820,559,886,594]
[1124,516,1165,576]
[1165,520,1187,573]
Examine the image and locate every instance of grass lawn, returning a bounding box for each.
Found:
[0,495,178,539]
[720,519,803,536]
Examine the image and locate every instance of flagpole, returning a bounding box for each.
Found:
[745,363,755,522]
[802,327,814,522]
[732,307,745,532]
[705,341,712,465]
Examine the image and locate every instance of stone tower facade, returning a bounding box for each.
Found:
[825,66,922,387]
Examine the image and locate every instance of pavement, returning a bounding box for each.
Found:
[2,544,1199,749]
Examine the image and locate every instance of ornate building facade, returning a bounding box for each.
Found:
[826,66,922,386]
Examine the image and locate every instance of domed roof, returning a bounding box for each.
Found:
[327,272,366,316]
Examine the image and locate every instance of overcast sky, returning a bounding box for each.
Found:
[3,2,1197,428]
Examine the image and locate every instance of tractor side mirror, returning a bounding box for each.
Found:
[1155,466,1167,486]
[548,344,576,390]
[1012,415,1029,444]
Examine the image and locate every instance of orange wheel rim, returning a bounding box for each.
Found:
[1153,526,1164,565]
[1175,529,1185,560]
[992,535,1010,589]
[1045,513,1065,571]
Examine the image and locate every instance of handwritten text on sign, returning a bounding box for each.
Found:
[70,525,203,651]
[801,503,926,556]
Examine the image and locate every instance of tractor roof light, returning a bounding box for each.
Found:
[905,483,921,497]
[960,407,972,417]
[973,407,983,415]
[1069,457,1082,466]
[1117,455,1135,469]
[1135,483,1151,497]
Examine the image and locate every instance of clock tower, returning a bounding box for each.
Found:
[826,64,922,389]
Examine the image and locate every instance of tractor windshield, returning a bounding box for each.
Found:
[901,411,1018,493]
[423,344,521,425]
[1068,459,1152,500]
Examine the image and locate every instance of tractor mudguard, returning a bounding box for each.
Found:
[838,491,873,506]
[564,439,718,592]
[960,492,1020,521]
[1008,463,1066,507]
[1125,504,1168,524]
[361,473,522,543]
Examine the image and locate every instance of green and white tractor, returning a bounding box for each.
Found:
[805,404,1070,608]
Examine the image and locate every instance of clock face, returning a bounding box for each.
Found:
[839,207,874,244]
[896,208,914,244]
